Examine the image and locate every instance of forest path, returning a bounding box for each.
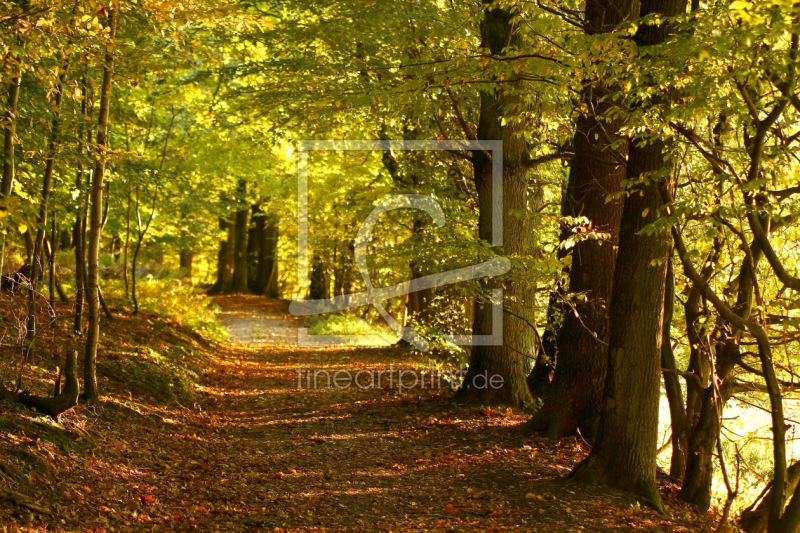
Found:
[56,296,706,533]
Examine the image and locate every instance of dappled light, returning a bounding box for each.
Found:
[3,0,800,531]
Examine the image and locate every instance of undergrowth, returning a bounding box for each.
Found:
[103,277,228,342]
[307,313,398,345]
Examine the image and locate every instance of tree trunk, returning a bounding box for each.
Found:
[308,254,330,300]
[661,258,687,478]
[378,128,435,324]
[1,59,22,198]
[47,224,60,308]
[230,181,249,294]
[569,0,686,510]
[333,239,354,299]
[570,139,672,510]
[525,0,629,440]
[741,461,800,533]
[527,292,561,397]
[179,250,194,280]
[73,199,86,333]
[210,216,234,294]
[83,9,117,405]
[60,228,71,249]
[681,239,763,510]
[73,77,92,334]
[455,5,534,407]
[247,205,263,291]
[255,214,279,296]
[131,183,158,315]
[123,177,131,298]
[24,60,68,358]
[5,351,80,419]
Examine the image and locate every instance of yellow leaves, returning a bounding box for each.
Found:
[17,223,27,234]
[641,207,650,217]
[729,0,751,10]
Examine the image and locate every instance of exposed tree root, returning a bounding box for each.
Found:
[1,351,80,419]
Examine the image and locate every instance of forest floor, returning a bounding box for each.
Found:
[0,295,716,532]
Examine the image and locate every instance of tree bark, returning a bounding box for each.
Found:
[131,180,158,315]
[15,351,79,418]
[255,214,279,296]
[123,176,131,298]
[570,139,672,509]
[660,258,687,478]
[455,5,534,407]
[741,461,800,533]
[2,351,80,419]
[246,204,262,291]
[680,239,763,510]
[83,8,117,404]
[1,50,22,197]
[308,254,330,300]
[525,0,629,440]
[230,180,249,294]
[379,129,435,324]
[570,0,688,509]
[73,77,92,334]
[333,239,354,299]
[24,58,68,358]
[209,216,234,294]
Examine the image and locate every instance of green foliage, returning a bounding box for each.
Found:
[307,313,397,346]
[104,278,228,342]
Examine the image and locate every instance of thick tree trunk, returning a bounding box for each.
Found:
[526,0,629,440]
[455,5,534,407]
[83,9,117,405]
[571,138,672,510]
[569,0,686,510]
[230,181,249,294]
[527,291,562,397]
[210,216,234,294]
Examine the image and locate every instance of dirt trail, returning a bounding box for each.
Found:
[36,295,708,532]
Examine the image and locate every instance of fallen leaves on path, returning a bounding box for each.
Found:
[0,296,714,532]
